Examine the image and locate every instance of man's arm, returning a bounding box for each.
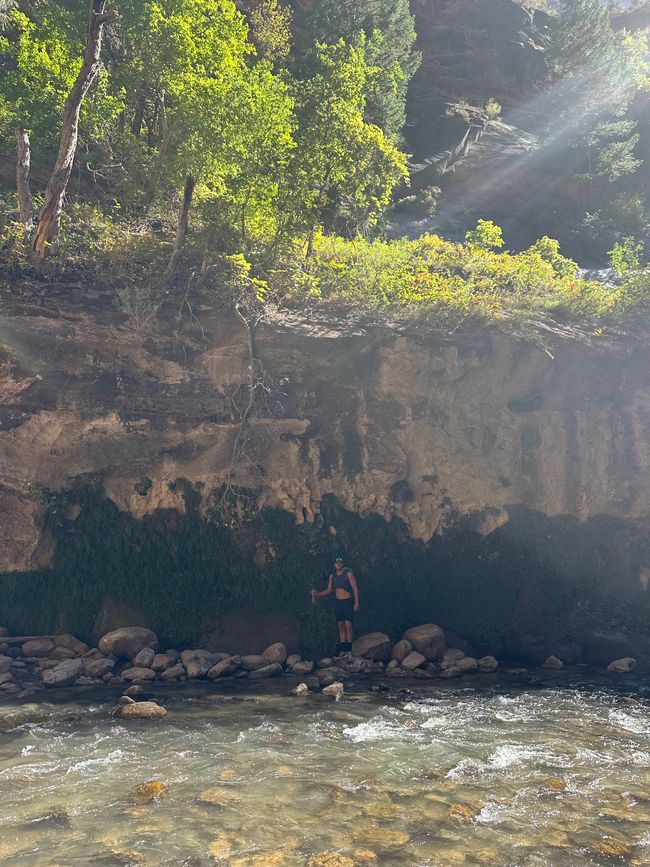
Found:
[311,575,333,601]
[349,572,360,611]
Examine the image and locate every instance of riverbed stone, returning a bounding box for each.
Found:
[41,658,84,687]
[99,627,158,659]
[151,652,175,671]
[240,654,267,671]
[292,660,314,675]
[121,667,156,682]
[0,655,12,674]
[76,676,102,686]
[291,682,309,696]
[391,639,413,662]
[160,663,184,681]
[53,634,89,655]
[318,658,334,668]
[438,665,462,679]
[307,855,354,867]
[50,647,77,660]
[412,668,435,679]
[207,656,241,679]
[286,654,301,668]
[262,642,287,666]
[542,655,564,670]
[0,673,12,685]
[607,657,637,673]
[479,655,499,672]
[134,648,155,668]
[119,701,167,719]
[127,780,168,802]
[386,666,408,678]
[180,649,219,678]
[457,656,479,672]
[84,658,115,678]
[401,650,427,671]
[351,633,392,661]
[248,663,283,679]
[442,648,465,665]
[403,624,445,660]
[22,639,54,658]
[322,682,344,701]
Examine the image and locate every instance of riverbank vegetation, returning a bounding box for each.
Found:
[0,0,648,330]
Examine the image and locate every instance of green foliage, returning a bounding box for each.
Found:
[609,236,644,276]
[465,219,504,251]
[249,0,292,63]
[305,0,420,137]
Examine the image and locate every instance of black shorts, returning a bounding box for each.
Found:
[335,597,355,622]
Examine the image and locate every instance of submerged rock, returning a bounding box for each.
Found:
[198,786,240,807]
[99,628,158,658]
[119,701,167,719]
[542,655,564,670]
[403,624,445,660]
[607,657,637,673]
[127,780,168,803]
[291,682,309,696]
[351,633,392,661]
[307,855,355,867]
[42,658,84,687]
[322,682,344,701]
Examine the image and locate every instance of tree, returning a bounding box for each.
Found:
[281,38,408,247]
[32,0,118,258]
[305,0,420,137]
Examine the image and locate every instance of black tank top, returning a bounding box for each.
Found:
[333,568,352,593]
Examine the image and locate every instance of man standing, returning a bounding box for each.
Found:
[311,556,360,654]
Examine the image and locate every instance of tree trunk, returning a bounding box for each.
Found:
[32,0,117,260]
[14,127,33,240]
[142,91,167,209]
[165,173,196,282]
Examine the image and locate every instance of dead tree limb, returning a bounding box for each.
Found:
[32,0,117,259]
[165,172,196,282]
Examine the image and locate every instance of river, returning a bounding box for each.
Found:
[1,671,649,865]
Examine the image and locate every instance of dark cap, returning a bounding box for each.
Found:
[334,556,343,562]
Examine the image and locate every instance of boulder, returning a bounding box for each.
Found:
[0,655,12,674]
[247,663,283,679]
[241,654,267,672]
[50,647,77,660]
[160,663,185,681]
[121,667,156,682]
[457,656,479,672]
[607,657,637,673]
[124,684,146,698]
[542,655,564,670]
[180,649,218,679]
[316,666,348,686]
[318,658,334,669]
[151,651,177,671]
[351,633,392,661]
[403,624,445,661]
[391,640,413,663]
[401,651,427,671]
[292,660,314,675]
[322,682,344,702]
[207,656,241,679]
[84,658,115,678]
[0,673,13,685]
[53,634,89,655]
[92,597,151,645]
[286,654,301,668]
[119,701,167,719]
[478,655,499,673]
[291,682,309,696]
[127,780,168,802]
[22,639,54,658]
[98,627,158,659]
[41,658,84,687]
[134,647,155,668]
[262,642,287,666]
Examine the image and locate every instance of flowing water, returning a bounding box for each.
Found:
[1,674,649,866]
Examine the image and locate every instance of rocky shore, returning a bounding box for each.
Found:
[0,623,638,704]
